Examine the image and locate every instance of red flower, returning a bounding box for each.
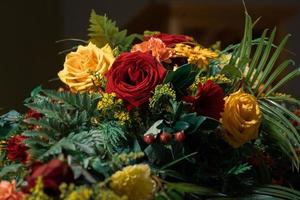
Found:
[25,109,42,120]
[106,51,166,110]
[183,80,225,120]
[6,135,29,164]
[145,33,193,47]
[24,159,74,195]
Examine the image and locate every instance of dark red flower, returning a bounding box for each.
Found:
[144,33,193,47]
[183,80,225,120]
[6,135,29,164]
[24,159,74,195]
[106,51,166,110]
[25,109,42,120]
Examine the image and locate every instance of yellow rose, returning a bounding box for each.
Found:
[220,89,262,148]
[58,42,115,92]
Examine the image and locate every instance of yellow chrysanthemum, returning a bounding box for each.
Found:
[97,190,128,200]
[221,89,262,148]
[174,43,218,69]
[110,164,155,200]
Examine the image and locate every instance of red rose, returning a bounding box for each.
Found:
[183,80,225,120]
[6,135,29,164]
[106,51,166,110]
[145,33,193,47]
[24,159,74,195]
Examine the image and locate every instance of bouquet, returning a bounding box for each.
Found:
[0,9,300,200]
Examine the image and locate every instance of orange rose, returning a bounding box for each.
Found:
[58,42,115,92]
[0,180,24,200]
[131,38,173,62]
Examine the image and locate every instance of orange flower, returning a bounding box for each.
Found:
[0,180,25,200]
[131,38,173,62]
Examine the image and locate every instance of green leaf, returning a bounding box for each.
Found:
[220,64,242,80]
[163,64,199,95]
[88,10,141,52]
[160,152,198,171]
[173,121,190,131]
[254,34,291,94]
[227,163,252,175]
[0,164,22,178]
[253,185,300,200]
[167,182,226,197]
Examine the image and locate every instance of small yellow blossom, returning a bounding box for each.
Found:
[114,111,130,125]
[190,74,231,93]
[97,93,122,111]
[27,177,52,200]
[64,187,93,200]
[0,140,6,151]
[115,152,145,165]
[174,43,218,69]
[96,190,128,200]
[221,89,262,148]
[110,164,156,200]
[149,84,176,109]
[218,53,232,68]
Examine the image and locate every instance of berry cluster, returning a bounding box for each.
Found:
[143,131,186,145]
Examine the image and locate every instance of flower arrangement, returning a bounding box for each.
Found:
[0,9,300,200]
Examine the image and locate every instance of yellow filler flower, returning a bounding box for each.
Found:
[221,89,262,148]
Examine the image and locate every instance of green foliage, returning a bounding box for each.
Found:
[163,64,200,95]
[251,185,300,200]
[222,10,300,169]
[0,163,22,178]
[88,10,141,53]
[259,99,300,169]
[23,88,128,163]
[227,163,252,175]
[0,110,21,139]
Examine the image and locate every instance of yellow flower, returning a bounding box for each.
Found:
[96,190,128,200]
[97,93,119,110]
[58,42,115,92]
[221,89,262,148]
[110,164,155,200]
[64,187,93,200]
[114,111,130,125]
[174,43,218,69]
[218,53,232,68]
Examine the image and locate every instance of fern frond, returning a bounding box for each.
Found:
[88,10,141,52]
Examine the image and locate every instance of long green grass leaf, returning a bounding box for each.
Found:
[265,68,300,96]
[258,59,295,96]
[250,28,276,87]
[245,29,268,83]
[255,34,291,94]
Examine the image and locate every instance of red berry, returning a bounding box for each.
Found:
[144,134,155,144]
[175,131,186,142]
[159,132,172,144]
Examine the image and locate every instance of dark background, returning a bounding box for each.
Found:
[0,0,300,113]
